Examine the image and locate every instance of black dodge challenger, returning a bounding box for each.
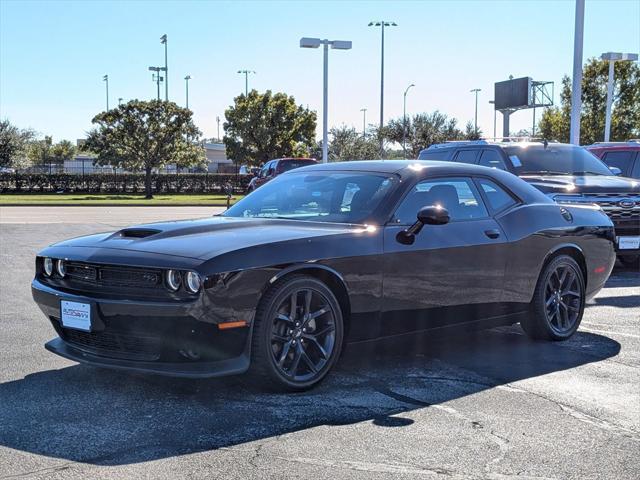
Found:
[32,161,617,390]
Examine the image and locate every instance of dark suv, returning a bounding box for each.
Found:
[418,141,640,266]
[586,141,640,179]
[247,158,317,192]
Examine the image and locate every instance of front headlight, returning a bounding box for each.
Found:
[56,259,66,277]
[165,270,182,291]
[550,193,586,204]
[43,257,53,277]
[184,271,202,293]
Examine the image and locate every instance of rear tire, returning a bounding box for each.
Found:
[521,255,585,341]
[249,275,344,392]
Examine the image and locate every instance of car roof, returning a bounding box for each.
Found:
[585,143,640,152]
[295,159,503,176]
[419,140,580,154]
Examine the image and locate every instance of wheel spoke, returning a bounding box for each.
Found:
[299,347,318,374]
[304,290,312,316]
[272,333,289,343]
[302,334,328,359]
[290,292,298,321]
[557,268,568,290]
[312,324,335,338]
[288,345,302,375]
[562,289,580,298]
[276,313,293,324]
[309,306,329,321]
[546,295,555,307]
[277,340,292,367]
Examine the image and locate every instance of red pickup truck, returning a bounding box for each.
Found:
[247,158,318,192]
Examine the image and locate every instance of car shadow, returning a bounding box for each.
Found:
[0,326,620,466]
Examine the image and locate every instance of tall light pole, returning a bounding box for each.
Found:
[360,108,367,137]
[300,37,352,164]
[237,70,255,96]
[216,116,221,141]
[570,0,585,145]
[148,66,165,100]
[118,97,123,106]
[369,21,397,157]
[470,88,481,134]
[102,74,109,110]
[489,100,496,139]
[184,75,191,109]
[601,52,638,142]
[402,83,415,158]
[160,34,168,101]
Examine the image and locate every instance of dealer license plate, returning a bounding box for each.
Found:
[60,300,91,331]
[618,236,640,250]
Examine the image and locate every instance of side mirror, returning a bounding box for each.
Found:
[609,166,622,176]
[417,205,450,225]
[396,205,450,245]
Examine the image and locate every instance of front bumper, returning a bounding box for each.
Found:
[32,280,252,378]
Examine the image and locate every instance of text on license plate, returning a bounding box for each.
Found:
[618,236,640,250]
[60,300,91,331]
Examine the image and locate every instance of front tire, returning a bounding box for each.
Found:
[521,255,585,341]
[250,275,344,391]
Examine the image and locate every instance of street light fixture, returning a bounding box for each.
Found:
[601,52,638,142]
[488,100,496,139]
[160,34,168,101]
[470,88,481,134]
[360,108,367,137]
[102,74,109,110]
[237,70,256,96]
[300,37,352,164]
[148,66,166,100]
[369,20,397,157]
[403,83,415,158]
[184,75,191,109]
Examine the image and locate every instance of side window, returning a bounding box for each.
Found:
[478,150,508,170]
[477,178,518,213]
[393,177,488,224]
[632,153,640,179]
[259,162,271,177]
[418,150,448,160]
[267,161,276,176]
[453,149,479,164]
[602,151,633,176]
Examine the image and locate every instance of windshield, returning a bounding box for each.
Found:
[505,145,612,176]
[224,171,397,223]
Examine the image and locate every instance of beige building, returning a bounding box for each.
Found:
[204,142,234,173]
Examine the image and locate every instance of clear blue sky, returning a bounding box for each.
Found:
[1,0,638,144]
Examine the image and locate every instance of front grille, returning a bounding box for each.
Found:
[65,262,162,289]
[584,193,640,229]
[60,328,162,361]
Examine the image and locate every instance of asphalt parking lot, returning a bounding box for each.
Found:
[0,206,638,480]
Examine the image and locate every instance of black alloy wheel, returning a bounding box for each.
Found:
[250,275,343,391]
[521,255,585,341]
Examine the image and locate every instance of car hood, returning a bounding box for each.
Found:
[50,216,369,260]
[520,174,640,194]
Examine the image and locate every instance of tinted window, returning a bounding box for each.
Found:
[418,150,448,160]
[602,151,634,176]
[224,172,396,224]
[278,159,317,173]
[478,149,508,170]
[504,145,612,176]
[393,177,488,224]
[632,154,640,179]
[477,178,517,212]
[454,150,479,164]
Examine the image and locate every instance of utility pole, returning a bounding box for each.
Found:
[569,0,585,145]
[601,52,638,142]
[160,34,168,101]
[403,84,415,158]
[148,66,165,100]
[102,75,109,110]
[118,97,123,106]
[470,88,481,134]
[360,108,367,137]
[237,70,255,96]
[216,116,221,141]
[369,21,397,157]
[184,75,191,108]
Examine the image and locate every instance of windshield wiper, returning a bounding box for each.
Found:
[571,171,604,176]
[520,170,570,176]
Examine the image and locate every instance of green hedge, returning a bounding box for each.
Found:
[0,173,252,194]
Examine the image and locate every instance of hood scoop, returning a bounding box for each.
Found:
[117,228,162,239]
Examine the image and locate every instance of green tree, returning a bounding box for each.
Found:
[383,111,463,158]
[0,119,35,169]
[463,121,482,140]
[85,100,204,198]
[224,90,317,166]
[26,136,53,170]
[325,125,381,161]
[538,58,640,144]
[50,139,77,164]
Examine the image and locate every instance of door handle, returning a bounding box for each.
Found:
[484,229,501,239]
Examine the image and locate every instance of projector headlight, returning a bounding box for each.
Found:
[165,270,182,292]
[56,259,66,277]
[185,271,202,293]
[43,257,54,277]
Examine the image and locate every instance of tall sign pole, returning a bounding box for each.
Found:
[569,0,584,145]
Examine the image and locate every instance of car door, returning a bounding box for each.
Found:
[381,176,508,337]
[255,161,273,188]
